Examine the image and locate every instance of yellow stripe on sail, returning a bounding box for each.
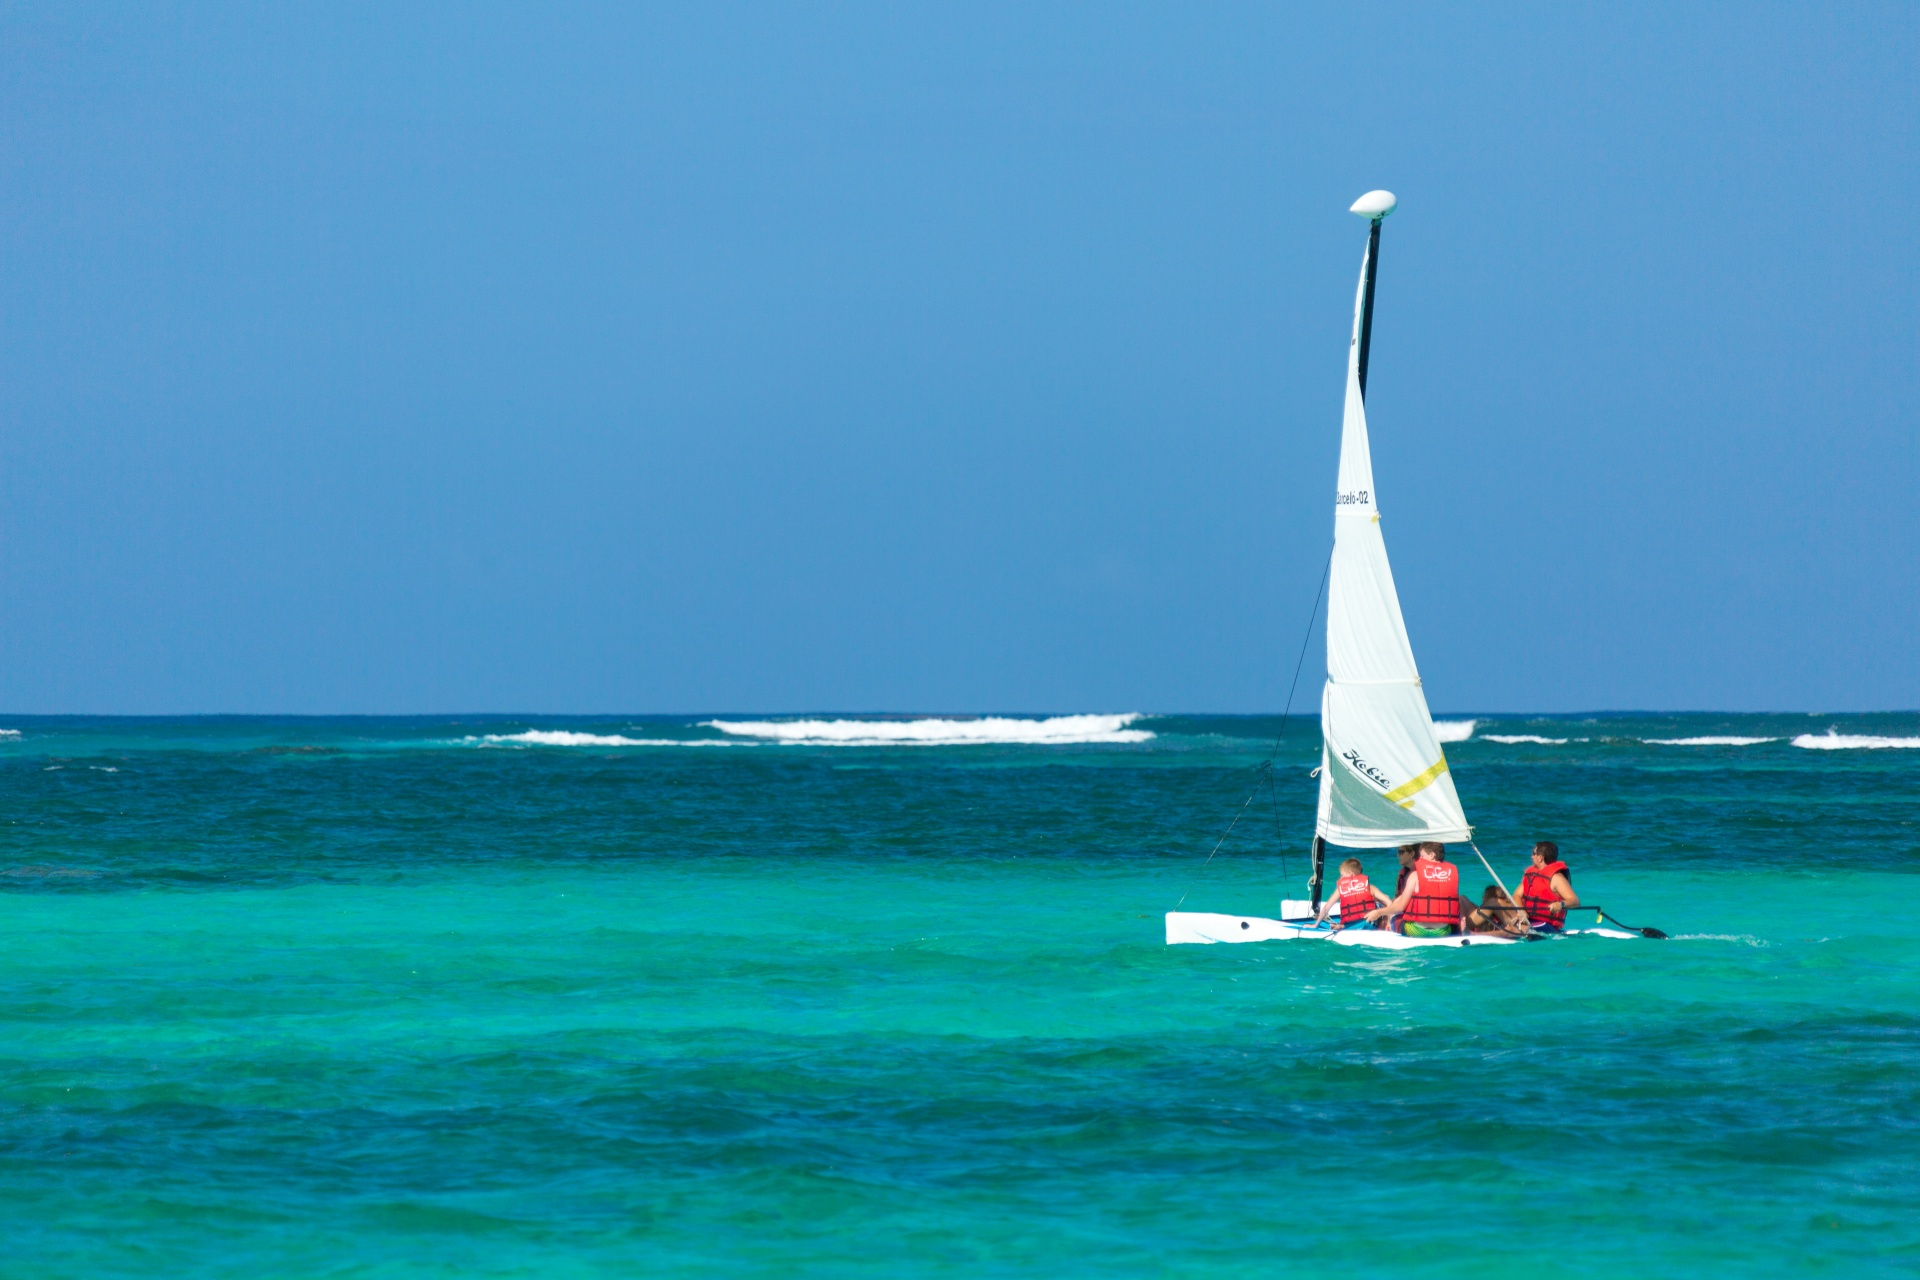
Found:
[1383,756,1449,809]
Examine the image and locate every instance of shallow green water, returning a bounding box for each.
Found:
[2,714,1916,1276]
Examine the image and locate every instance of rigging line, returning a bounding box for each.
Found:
[1172,548,1332,913]
[1264,766,1288,887]
[1175,769,1267,910]
[1264,547,1333,888]
[1269,548,1333,761]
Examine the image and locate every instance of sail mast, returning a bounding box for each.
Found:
[1312,199,1384,909]
[1355,216,1381,400]
[1311,189,1472,864]
[1314,202,1390,909]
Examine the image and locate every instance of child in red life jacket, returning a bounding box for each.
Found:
[1518,841,1579,931]
[1315,857,1392,930]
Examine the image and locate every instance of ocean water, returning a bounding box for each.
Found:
[2,712,1916,1277]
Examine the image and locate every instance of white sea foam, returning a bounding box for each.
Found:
[1643,736,1780,746]
[0,729,19,739]
[1791,730,1920,750]
[1432,720,1476,743]
[704,713,1154,746]
[471,730,698,748]
[1481,734,1569,745]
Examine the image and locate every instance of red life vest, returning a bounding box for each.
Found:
[1402,859,1461,927]
[1335,874,1375,926]
[1520,861,1571,926]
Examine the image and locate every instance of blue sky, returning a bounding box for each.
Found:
[0,3,1912,714]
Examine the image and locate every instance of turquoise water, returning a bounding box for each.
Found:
[3,713,1916,1277]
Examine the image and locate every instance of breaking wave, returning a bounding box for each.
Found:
[1791,731,1920,750]
[704,714,1153,746]
[0,729,19,739]
[1482,734,1570,745]
[1432,720,1476,743]
[1643,736,1780,746]
[468,730,718,748]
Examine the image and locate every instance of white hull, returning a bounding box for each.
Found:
[1165,911,1640,948]
[1332,925,1515,948]
[1164,911,1326,945]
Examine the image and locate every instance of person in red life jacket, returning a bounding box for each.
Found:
[1315,857,1392,930]
[1518,841,1579,931]
[1371,843,1462,936]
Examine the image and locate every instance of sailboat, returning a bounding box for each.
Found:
[1166,191,1634,949]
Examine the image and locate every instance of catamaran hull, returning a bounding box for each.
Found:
[1165,911,1325,945]
[1165,911,1640,948]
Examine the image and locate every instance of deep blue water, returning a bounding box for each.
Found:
[2,712,1916,1276]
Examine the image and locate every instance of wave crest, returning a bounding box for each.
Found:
[1481,734,1570,745]
[1643,736,1779,746]
[1792,730,1920,750]
[704,714,1153,746]
[1432,720,1475,743]
[471,730,686,747]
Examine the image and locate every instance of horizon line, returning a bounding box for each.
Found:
[0,709,1911,720]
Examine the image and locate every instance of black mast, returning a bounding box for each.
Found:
[1355,216,1382,401]
[1310,836,1327,911]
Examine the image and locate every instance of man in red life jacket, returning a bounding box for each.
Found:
[1371,842,1462,936]
[1518,841,1579,931]
[1315,856,1391,930]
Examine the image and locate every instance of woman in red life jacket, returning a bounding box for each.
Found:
[1315,856,1392,930]
[1518,840,1579,931]
[1373,842,1462,937]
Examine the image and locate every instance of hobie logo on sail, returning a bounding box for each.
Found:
[1341,747,1393,790]
[1336,490,1370,506]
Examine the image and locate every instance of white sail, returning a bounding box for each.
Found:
[1314,223,1471,847]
